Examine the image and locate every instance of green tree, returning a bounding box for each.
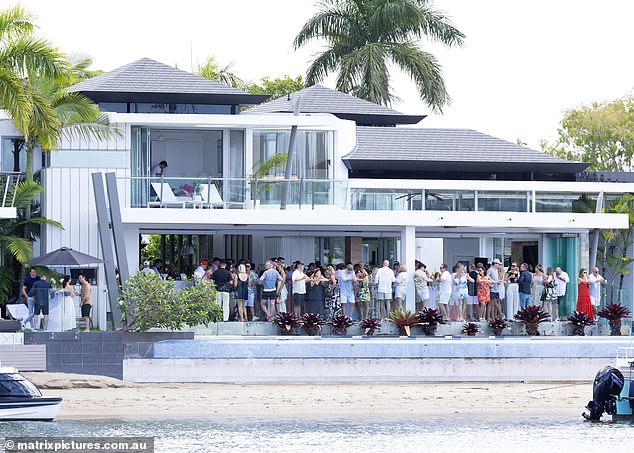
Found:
[293,0,465,111]
[245,75,305,100]
[196,56,244,88]
[0,5,68,139]
[542,95,634,171]
[0,181,63,301]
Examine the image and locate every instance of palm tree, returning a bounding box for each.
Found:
[294,0,465,111]
[0,5,68,138]
[196,56,244,88]
[0,181,63,301]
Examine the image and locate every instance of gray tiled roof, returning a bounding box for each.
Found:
[67,58,250,96]
[346,127,578,164]
[246,85,424,124]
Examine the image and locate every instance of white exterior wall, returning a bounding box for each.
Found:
[443,238,480,267]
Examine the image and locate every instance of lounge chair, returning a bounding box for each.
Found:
[199,184,226,208]
[148,182,188,208]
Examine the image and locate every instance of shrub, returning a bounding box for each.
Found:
[461,322,480,336]
[119,273,221,331]
[567,311,595,336]
[274,311,302,335]
[359,317,381,336]
[388,310,419,336]
[302,313,326,335]
[331,315,354,336]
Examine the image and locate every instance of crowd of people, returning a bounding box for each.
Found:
[157,256,607,323]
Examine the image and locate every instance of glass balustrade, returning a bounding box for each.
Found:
[120,176,629,215]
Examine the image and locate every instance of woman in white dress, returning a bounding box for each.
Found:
[531,265,545,306]
[61,275,77,331]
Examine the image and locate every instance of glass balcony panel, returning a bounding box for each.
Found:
[477,191,528,212]
[350,189,419,210]
[535,193,598,213]
[425,190,475,211]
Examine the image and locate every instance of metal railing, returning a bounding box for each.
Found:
[0,172,22,208]
[119,176,347,210]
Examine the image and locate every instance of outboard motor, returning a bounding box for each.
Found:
[582,366,624,421]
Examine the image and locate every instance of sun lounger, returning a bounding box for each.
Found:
[148,182,188,208]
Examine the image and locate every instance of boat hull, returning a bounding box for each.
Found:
[0,397,62,421]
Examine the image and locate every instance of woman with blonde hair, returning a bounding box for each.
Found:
[354,263,370,319]
[393,264,409,312]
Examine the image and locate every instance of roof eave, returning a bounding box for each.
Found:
[342,159,590,174]
[74,90,271,106]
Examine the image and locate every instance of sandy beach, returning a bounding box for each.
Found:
[24,373,593,421]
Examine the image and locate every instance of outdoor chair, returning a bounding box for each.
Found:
[148,182,189,208]
[199,183,227,208]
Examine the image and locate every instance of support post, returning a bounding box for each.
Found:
[401,226,416,313]
[91,172,124,330]
[280,96,301,210]
[105,172,130,284]
[589,192,605,269]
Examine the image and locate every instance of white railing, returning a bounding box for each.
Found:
[0,172,21,208]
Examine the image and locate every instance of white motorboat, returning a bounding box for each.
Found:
[0,367,62,421]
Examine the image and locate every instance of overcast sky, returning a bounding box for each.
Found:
[18,0,634,149]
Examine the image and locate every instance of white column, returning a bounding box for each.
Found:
[401,226,416,312]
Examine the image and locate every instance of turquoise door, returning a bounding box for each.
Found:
[546,237,578,316]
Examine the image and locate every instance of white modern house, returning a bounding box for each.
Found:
[1,58,632,329]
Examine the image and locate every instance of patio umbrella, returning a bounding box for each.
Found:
[26,247,106,267]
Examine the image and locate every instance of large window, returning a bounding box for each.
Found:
[1,137,25,172]
[252,129,334,179]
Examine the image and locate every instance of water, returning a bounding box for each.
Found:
[0,417,631,452]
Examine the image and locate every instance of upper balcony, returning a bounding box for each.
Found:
[117,176,633,215]
[0,172,21,218]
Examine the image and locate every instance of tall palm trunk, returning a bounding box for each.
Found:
[19,141,36,286]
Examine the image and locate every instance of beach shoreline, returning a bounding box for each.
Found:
[24,373,593,421]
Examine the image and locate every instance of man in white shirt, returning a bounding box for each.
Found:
[193,260,208,281]
[291,263,309,316]
[437,263,452,319]
[151,160,168,177]
[553,266,569,321]
[140,261,156,275]
[588,266,607,316]
[487,259,503,319]
[375,260,396,319]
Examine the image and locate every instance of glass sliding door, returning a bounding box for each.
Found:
[130,127,150,207]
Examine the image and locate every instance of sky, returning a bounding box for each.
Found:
[16,0,634,149]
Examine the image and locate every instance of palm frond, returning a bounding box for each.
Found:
[0,5,35,40]
[0,66,31,134]
[9,180,43,208]
[0,234,32,263]
[386,41,448,112]
[13,216,64,230]
[0,36,69,80]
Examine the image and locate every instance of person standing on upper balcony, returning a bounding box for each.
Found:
[151,160,168,177]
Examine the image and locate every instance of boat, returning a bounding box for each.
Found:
[0,367,62,421]
[583,347,634,421]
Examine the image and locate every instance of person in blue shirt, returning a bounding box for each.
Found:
[28,274,52,330]
[259,261,282,321]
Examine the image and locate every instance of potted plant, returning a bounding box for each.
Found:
[388,310,419,336]
[273,311,302,336]
[597,303,631,336]
[567,311,595,336]
[301,313,325,336]
[461,322,480,336]
[192,180,202,201]
[514,306,549,336]
[416,307,446,336]
[359,317,381,336]
[331,315,354,336]
[487,316,510,336]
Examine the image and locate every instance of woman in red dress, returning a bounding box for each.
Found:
[576,268,593,320]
